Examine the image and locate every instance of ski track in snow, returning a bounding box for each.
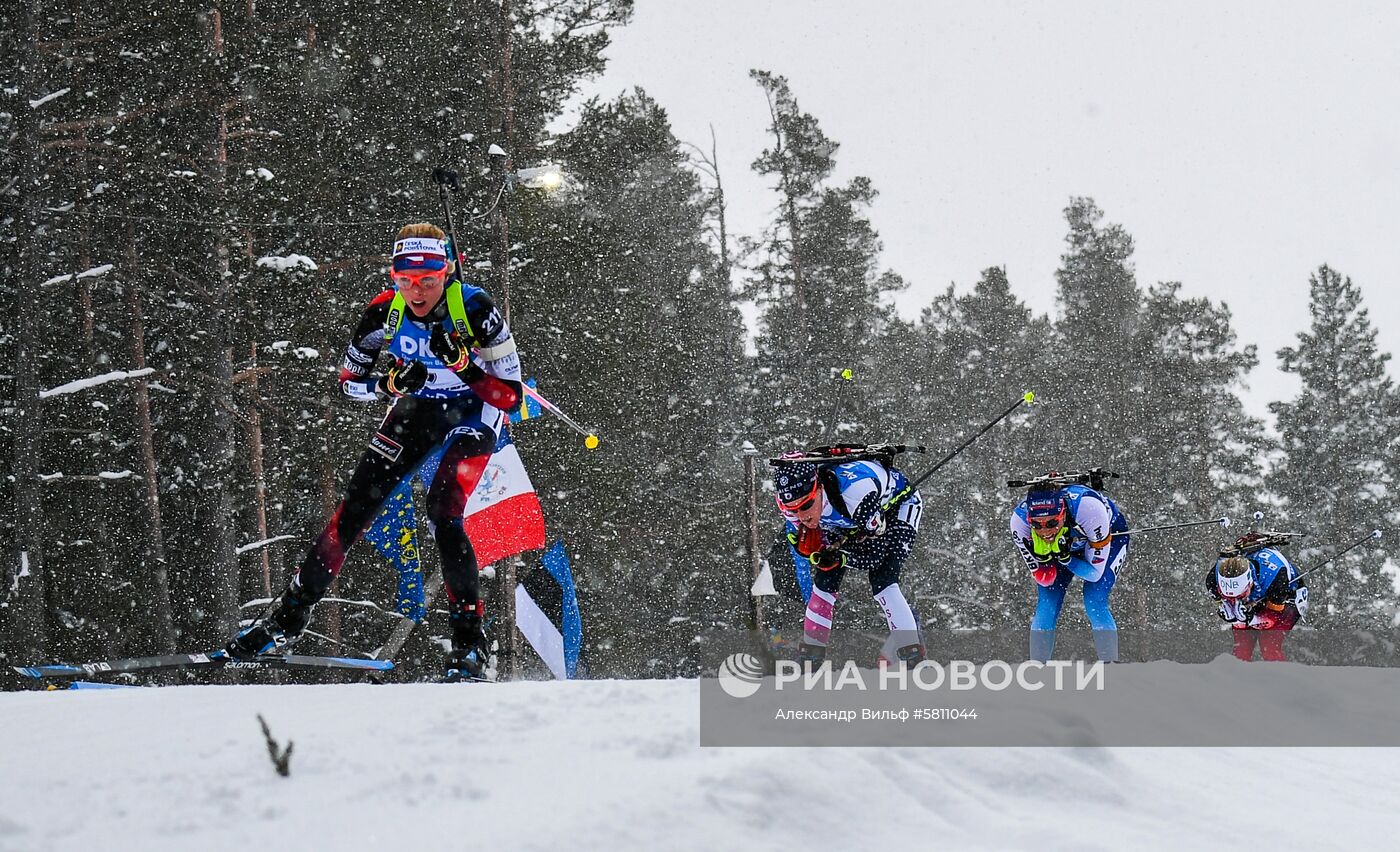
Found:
[0,679,1396,851]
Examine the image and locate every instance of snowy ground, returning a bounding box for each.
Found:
[2,677,1398,851]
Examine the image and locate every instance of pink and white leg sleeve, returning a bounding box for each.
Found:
[803,588,838,645]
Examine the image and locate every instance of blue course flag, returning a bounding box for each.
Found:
[542,541,583,678]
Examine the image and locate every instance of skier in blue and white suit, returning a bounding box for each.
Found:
[1009,484,1129,662]
[772,454,924,667]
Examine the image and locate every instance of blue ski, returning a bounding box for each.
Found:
[13,651,393,681]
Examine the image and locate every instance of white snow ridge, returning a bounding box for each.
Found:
[1,678,1399,851]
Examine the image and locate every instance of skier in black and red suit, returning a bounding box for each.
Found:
[224,222,522,679]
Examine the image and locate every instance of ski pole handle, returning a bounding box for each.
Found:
[1112,516,1231,537]
[432,166,470,277]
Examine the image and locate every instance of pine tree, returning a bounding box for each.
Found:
[747,69,903,450]
[1044,197,1143,466]
[1125,281,1272,630]
[1269,265,1398,626]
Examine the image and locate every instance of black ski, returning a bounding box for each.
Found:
[13,651,394,681]
[440,669,494,684]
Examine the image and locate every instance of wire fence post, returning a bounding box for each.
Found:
[743,443,764,635]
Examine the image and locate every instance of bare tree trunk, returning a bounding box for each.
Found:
[261,407,285,581]
[499,0,515,150]
[491,0,515,321]
[709,125,733,294]
[124,249,177,652]
[70,135,117,601]
[203,5,241,638]
[1135,584,1149,661]
[744,451,763,632]
[491,0,520,680]
[245,343,273,597]
[685,127,733,293]
[6,0,51,662]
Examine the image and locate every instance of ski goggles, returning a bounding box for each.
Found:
[1028,511,1067,533]
[391,268,448,289]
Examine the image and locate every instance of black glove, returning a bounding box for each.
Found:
[377,359,428,398]
[808,549,846,572]
[1217,599,1248,623]
[430,324,471,372]
[1025,538,1071,568]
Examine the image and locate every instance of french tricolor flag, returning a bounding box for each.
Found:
[463,426,546,567]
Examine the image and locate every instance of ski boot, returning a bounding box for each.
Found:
[444,612,491,682]
[797,641,827,673]
[224,581,317,660]
[896,643,927,665]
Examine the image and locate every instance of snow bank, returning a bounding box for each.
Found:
[1,677,1398,850]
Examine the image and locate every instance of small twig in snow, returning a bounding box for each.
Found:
[256,714,294,777]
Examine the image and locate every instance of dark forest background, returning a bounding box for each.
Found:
[3,1,1397,679]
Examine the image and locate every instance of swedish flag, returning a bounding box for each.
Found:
[510,377,544,423]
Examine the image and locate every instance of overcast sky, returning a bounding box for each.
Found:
[566,1,1400,422]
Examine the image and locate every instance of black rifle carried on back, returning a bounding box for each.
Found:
[1006,468,1119,493]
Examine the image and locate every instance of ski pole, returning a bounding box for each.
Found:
[1112,516,1231,537]
[787,391,1034,552]
[814,366,855,445]
[524,384,600,449]
[1291,529,1383,585]
[432,166,466,271]
[884,391,1036,510]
